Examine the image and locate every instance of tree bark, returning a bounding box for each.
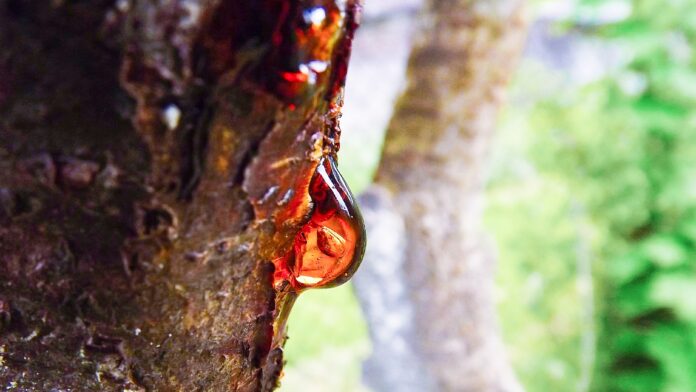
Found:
[0,1,360,390]
[355,0,527,391]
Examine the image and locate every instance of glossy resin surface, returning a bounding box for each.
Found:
[273,156,366,291]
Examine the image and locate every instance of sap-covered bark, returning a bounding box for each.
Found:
[0,1,361,390]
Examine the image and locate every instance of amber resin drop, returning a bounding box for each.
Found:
[273,156,366,290]
[271,3,343,103]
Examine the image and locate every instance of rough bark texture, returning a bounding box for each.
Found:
[355,0,527,391]
[0,1,360,390]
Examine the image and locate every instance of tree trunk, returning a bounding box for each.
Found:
[354,0,527,390]
[0,1,361,390]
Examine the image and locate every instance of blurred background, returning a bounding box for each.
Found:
[280,0,696,391]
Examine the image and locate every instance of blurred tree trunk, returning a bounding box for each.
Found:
[0,1,359,390]
[354,0,527,391]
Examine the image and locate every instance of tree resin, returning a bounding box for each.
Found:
[273,156,365,291]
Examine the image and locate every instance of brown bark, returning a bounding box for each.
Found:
[0,1,360,390]
[359,0,528,390]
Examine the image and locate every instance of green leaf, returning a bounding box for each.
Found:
[631,97,687,133]
[640,235,689,268]
[610,367,664,392]
[677,217,696,245]
[609,253,652,284]
[650,272,696,322]
[645,323,696,391]
[616,280,655,318]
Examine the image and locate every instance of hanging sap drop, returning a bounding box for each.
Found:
[273,156,366,290]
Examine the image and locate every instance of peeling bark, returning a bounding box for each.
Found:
[0,1,361,390]
[356,0,528,391]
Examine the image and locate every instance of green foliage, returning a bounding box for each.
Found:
[284,284,369,364]
[279,283,370,392]
[490,1,696,391]
[586,1,696,390]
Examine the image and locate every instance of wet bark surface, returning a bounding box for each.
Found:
[0,1,360,390]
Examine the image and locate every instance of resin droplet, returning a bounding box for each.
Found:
[271,3,342,102]
[273,156,366,290]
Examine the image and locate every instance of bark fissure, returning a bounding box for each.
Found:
[0,1,361,390]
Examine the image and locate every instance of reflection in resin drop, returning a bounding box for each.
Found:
[273,156,366,291]
[317,226,346,257]
[303,7,326,26]
[272,3,341,101]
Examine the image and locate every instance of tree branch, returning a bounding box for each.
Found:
[356,0,527,390]
[0,1,361,390]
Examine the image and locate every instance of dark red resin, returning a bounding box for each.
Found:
[272,2,343,103]
[273,156,365,290]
